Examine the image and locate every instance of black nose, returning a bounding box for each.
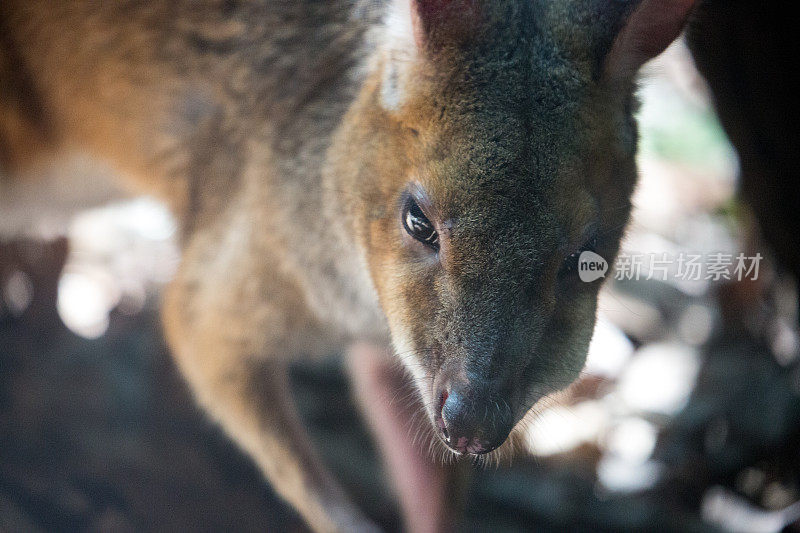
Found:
[435,382,514,455]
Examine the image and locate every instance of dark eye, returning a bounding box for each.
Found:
[402,196,439,250]
[558,234,598,280]
[558,250,582,280]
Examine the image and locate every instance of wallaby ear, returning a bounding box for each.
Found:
[408,0,482,51]
[604,0,696,83]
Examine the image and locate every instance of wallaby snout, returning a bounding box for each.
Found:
[434,366,515,455]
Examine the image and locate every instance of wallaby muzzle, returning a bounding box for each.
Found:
[432,357,518,454]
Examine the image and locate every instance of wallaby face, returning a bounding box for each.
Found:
[330,0,692,455]
[2,0,696,529]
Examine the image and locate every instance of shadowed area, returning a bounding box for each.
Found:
[3,239,799,532]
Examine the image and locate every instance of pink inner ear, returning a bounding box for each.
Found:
[605,0,696,81]
[413,0,453,19]
[410,0,480,50]
[409,0,430,49]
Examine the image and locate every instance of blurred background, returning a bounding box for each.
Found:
[2,34,799,532]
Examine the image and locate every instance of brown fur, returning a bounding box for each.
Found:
[0,1,694,530]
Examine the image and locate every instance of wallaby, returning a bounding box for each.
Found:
[0,0,696,530]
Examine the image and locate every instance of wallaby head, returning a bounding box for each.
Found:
[329,0,694,455]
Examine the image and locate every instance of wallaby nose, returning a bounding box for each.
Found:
[435,381,514,455]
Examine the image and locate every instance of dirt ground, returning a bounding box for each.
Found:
[4,238,799,532]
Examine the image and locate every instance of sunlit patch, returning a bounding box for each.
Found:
[604,417,658,464]
[702,486,800,533]
[57,270,115,339]
[584,316,634,378]
[3,271,33,316]
[771,317,800,366]
[56,198,179,339]
[617,342,700,415]
[597,456,663,493]
[597,418,661,493]
[526,400,608,456]
[677,303,714,346]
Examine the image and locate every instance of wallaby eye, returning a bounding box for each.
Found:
[558,250,582,279]
[402,196,439,250]
[558,234,598,280]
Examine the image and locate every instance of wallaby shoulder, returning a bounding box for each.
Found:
[1,0,388,338]
[0,1,379,219]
